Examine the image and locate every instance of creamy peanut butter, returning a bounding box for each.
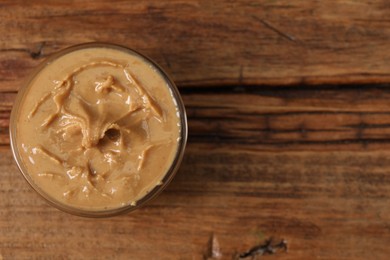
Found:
[12,44,184,212]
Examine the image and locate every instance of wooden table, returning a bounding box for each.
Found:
[1,1,390,259]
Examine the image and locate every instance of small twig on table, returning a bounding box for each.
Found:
[238,238,287,259]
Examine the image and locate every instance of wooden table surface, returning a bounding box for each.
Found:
[1,1,390,259]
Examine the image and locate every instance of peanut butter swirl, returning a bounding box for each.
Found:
[15,47,181,210]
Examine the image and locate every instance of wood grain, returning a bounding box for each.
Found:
[1,1,390,259]
[4,85,390,150]
[3,85,390,259]
[0,0,389,92]
[2,145,390,259]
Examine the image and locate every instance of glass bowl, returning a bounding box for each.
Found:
[9,43,188,217]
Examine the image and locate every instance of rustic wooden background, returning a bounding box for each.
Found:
[1,0,390,259]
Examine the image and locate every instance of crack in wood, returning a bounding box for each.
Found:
[188,135,390,146]
[252,16,297,43]
[179,83,390,95]
[0,42,46,59]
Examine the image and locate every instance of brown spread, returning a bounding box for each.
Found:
[13,45,182,211]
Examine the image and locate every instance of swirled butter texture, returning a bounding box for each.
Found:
[16,47,181,210]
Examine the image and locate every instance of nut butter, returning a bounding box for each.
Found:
[10,43,187,217]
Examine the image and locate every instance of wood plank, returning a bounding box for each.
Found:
[4,84,390,151]
[182,84,390,151]
[2,145,390,259]
[0,0,389,92]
